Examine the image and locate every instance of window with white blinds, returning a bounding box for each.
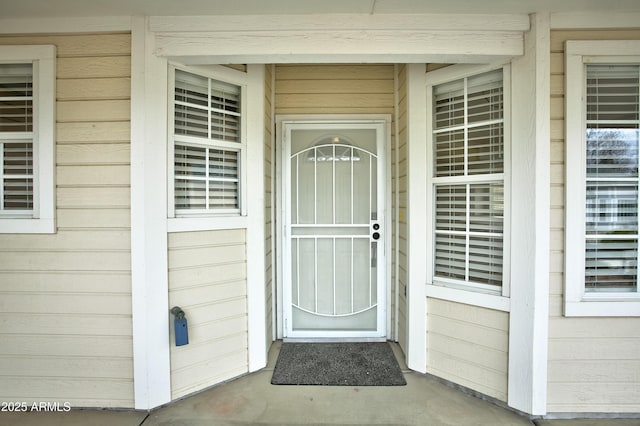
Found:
[584,64,640,293]
[432,68,505,291]
[172,69,243,215]
[0,63,34,214]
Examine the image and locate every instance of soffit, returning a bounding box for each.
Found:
[1,0,640,18]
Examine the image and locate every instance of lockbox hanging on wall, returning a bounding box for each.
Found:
[170,306,189,346]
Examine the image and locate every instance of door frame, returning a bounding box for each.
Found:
[275,114,393,340]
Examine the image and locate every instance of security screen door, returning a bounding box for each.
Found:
[283,120,386,339]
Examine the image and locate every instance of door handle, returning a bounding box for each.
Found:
[372,232,380,240]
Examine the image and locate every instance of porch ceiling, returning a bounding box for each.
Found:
[1,0,639,18]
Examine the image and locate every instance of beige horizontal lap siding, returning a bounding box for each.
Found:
[168,230,248,400]
[0,33,133,408]
[548,29,640,413]
[395,64,408,350]
[426,299,509,401]
[274,64,397,340]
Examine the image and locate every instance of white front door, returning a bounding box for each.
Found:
[282,120,386,339]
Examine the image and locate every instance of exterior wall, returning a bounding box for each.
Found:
[548,28,640,413]
[168,230,248,400]
[426,299,509,401]
[0,33,133,407]
[265,64,275,345]
[274,64,396,337]
[395,64,408,350]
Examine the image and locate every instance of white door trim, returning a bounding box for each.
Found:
[276,114,392,340]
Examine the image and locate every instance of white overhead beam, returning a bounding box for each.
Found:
[150,14,530,32]
[154,30,524,64]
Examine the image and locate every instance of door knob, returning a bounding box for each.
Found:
[372,232,380,240]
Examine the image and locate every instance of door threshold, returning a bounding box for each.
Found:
[283,337,387,343]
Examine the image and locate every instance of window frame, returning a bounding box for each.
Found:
[167,64,248,225]
[425,62,512,308]
[565,40,640,317]
[0,45,56,234]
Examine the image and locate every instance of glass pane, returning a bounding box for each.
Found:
[0,64,33,133]
[291,156,298,224]
[175,178,205,209]
[175,144,206,177]
[469,236,503,286]
[211,114,240,142]
[4,178,33,209]
[3,142,33,176]
[468,123,504,175]
[586,64,639,123]
[298,238,316,311]
[586,128,639,178]
[353,151,372,224]
[209,180,238,209]
[315,146,333,224]
[467,69,503,124]
[316,239,334,315]
[291,129,377,156]
[586,238,638,292]
[297,150,316,224]
[209,149,238,178]
[291,226,368,236]
[175,70,208,106]
[352,238,371,312]
[469,183,504,234]
[434,234,466,281]
[435,185,466,232]
[334,150,352,224]
[586,182,638,234]
[434,130,464,177]
[291,239,298,306]
[434,79,464,129]
[334,239,353,315]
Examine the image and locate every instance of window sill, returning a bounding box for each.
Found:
[426,283,510,312]
[564,300,640,317]
[167,216,248,233]
[0,218,55,234]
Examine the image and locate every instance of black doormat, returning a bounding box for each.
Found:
[271,342,406,386]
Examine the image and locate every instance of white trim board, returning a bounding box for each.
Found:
[153,30,523,65]
[150,14,530,32]
[130,16,172,410]
[507,13,550,416]
[405,64,428,374]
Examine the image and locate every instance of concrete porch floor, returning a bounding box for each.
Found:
[1,341,638,426]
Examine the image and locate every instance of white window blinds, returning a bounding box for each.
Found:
[174,70,241,142]
[0,63,34,212]
[173,69,242,214]
[584,64,640,292]
[432,69,505,290]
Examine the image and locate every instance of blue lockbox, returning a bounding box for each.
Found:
[171,306,189,346]
[175,316,189,346]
